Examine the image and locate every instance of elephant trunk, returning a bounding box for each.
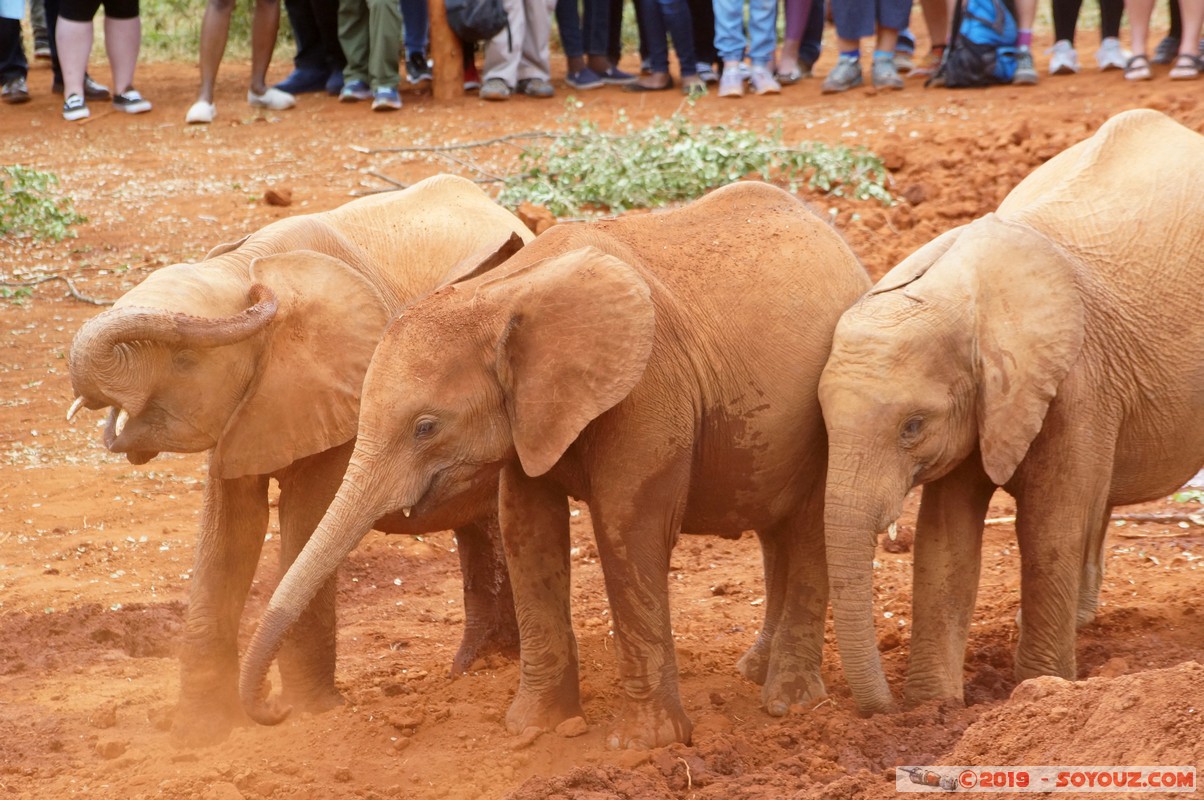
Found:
[239,468,378,725]
[68,284,278,404]
[825,459,897,715]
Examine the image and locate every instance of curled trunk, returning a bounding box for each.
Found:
[69,284,278,401]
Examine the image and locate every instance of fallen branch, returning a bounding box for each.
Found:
[985,512,1204,528]
[352,131,562,155]
[1,275,113,305]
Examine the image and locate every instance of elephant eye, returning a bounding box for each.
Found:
[900,416,924,442]
[414,418,437,439]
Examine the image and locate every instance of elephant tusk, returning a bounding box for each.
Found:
[67,396,85,422]
[402,507,412,518]
[114,408,129,438]
[888,521,898,542]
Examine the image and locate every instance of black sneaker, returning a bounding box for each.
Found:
[113,88,152,114]
[53,74,111,100]
[406,52,432,84]
[62,93,89,121]
[1,75,30,104]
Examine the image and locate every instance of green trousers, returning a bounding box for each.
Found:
[338,0,402,90]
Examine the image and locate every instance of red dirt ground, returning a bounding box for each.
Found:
[1,38,1203,800]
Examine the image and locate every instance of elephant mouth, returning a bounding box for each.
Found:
[125,450,160,465]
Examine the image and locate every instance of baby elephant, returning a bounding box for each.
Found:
[67,175,531,746]
[238,181,871,749]
[819,109,1204,715]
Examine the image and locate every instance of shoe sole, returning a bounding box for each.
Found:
[565,82,604,90]
[340,93,372,102]
[821,80,863,93]
[1050,64,1079,75]
[63,109,90,121]
[1014,73,1038,85]
[372,102,402,110]
[114,102,152,113]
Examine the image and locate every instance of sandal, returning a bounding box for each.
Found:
[1124,54,1152,81]
[1169,53,1201,80]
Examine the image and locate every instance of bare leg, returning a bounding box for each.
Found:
[103,15,141,94]
[55,17,93,99]
[920,0,949,47]
[1177,0,1204,58]
[1126,0,1155,56]
[250,0,282,96]
[196,0,236,103]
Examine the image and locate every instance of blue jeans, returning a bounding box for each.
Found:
[556,0,609,57]
[399,0,427,56]
[713,0,777,65]
[637,0,697,74]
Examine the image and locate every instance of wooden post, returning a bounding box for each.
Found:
[429,0,465,101]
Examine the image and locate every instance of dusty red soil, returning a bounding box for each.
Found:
[2,37,1203,800]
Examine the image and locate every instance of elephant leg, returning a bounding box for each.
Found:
[761,490,829,717]
[273,442,355,714]
[499,463,583,735]
[735,529,787,686]
[590,464,693,750]
[450,514,520,674]
[904,457,995,706]
[1076,506,1112,629]
[172,474,269,747]
[1012,451,1112,683]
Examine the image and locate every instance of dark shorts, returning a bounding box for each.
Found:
[58,0,139,21]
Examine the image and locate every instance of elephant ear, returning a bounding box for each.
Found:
[484,246,655,477]
[971,216,1085,485]
[204,233,252,260]
[869,225,966,297]
[442,231,527,286]
[211,250,391,479]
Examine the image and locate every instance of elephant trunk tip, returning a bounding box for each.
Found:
[239,667,294,727]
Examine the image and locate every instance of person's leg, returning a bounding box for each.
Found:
[747,0,778,67]
[583,0,613,70]
[918,0,948,48]
[516,0,555,87]
[1127,0,1155,58]
[54,14,94,100]
[1052,0,1083,43]
[659,0,698,77]
[399,0,428,56]
[365,0,401,93]
[1099,0,1123,38]
[797,0,822,67]
[822,0,871,91]
[338,0,371,88]
[483,0,526,89]
[249,0,283,96]
[1170,0,1183,38]
[276,0,331,91]
[1013,0,1039,82]
[1170,0,1203,74]
[195,0,235,104]
[102,14,141,94]
[0,17,30,87]
[629,0,670,85]
[778,0,810,75]
[30,0,51,52]
[687,0,716,68]
[557,0,586,72]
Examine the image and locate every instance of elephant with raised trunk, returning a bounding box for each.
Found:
[236,181,872,749]
[819,109,1204,715]
[67,175,532,745]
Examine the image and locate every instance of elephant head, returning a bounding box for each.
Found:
[818,214,1085,714]
[238,244,655,724]
[67,238,395,479]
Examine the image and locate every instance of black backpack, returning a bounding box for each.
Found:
[446,0,509,45]
[928,0,1020,88]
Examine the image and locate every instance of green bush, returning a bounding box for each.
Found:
[0,166,87,242]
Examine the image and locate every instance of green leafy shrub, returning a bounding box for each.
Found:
[497,112,893,216]
[0,166,87,242]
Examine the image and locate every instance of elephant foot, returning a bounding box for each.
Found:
[903,679,964,709]
[170,699,245,747]
[1075,607,1097,630]
[279,684,346,716]
[505,685,583,735]
[606,696,692,750]
[451,619,521,675]
[761,667,826,717]
[735,639,772,686]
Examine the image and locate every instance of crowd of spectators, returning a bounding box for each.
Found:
[1,0,1201,120]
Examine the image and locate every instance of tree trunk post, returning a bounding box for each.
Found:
[429,0,465,101]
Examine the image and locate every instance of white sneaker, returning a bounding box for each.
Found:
[1095,36,1129,71]
[247,87,296,110]
[1048,39,1080,74]
[185,100,216,124]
